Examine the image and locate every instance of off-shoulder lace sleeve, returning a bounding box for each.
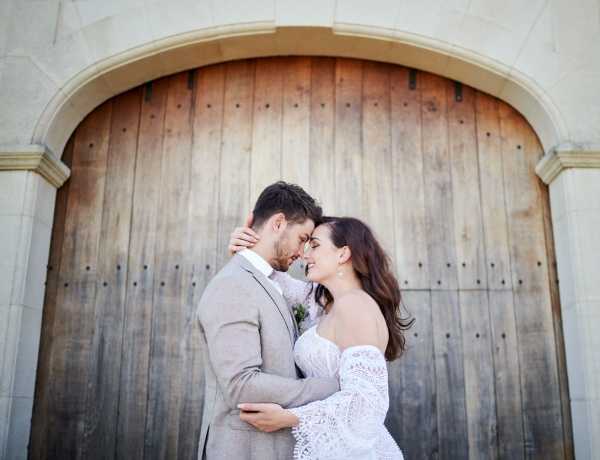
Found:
[270,271,322,326]
[288,346,395,460]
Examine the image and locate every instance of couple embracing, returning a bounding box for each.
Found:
[196,181,413,460]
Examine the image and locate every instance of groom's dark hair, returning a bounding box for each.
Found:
[252,181,322,229]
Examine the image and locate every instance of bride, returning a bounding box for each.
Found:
[229,215,414,460]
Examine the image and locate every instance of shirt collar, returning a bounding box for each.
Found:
[238,249,274,279]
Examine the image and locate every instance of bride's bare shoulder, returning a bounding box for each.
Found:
[333,291,382,350]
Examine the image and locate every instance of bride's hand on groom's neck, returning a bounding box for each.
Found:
[229,212,259,256]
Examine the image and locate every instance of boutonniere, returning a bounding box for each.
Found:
[292,303,308,333]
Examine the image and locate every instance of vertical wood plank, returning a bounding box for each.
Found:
[216,60,255,269]
[474,93,513,291]
[390,67,429,290]
[361,61,395,259]
[488,289,525,459]
[309,57,336,215]
[432,290,468,459]
[29,138,74,460]
[334,58,363,217]
[476,92,525,458]
[421,74,458,290]
[82,88,142,459]
[281,57,311,191]
[144,72,194,460]
[499,102,564,459]
[459,290,498,459]
[387,290,437,460]
[447,85,487,290]
[250,58,283,204]
[115,77,169,460]
[48,101,113,458]
[176,64,226,459]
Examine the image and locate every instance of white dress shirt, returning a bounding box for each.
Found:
[238,249,283,295]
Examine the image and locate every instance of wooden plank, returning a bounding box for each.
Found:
[474,93,513,291]
[82,88,142,458]
[361,61,395,261]
[390,67,429,290]
[176,64,226,459]
[476,92,524,458]
[447,84,487,290]
[47,100,113,458]
[499,102,564,459]
[29,138,74,460]
[250,58,282,204]
[144,72,194,460]
[115,77,169,460]
[309,57,336,215]
[386,290,437,459]
[281,57,311,190]
[420,73,457,290]
[488,289,525,459]
[431,290,468,459]
[334,58,363,217]
[459,290,498,459]
[216,60,255,269]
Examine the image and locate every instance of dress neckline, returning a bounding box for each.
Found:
[310,325,387,358]
[312,325,340,352]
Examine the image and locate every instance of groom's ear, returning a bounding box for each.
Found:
[270,212,287,233]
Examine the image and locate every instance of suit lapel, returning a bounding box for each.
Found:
[234,254,295,343]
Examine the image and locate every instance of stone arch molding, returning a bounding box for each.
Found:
[37,25,564,157]
[4,0,600,186]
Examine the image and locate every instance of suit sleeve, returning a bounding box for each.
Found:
[197,277,339,410]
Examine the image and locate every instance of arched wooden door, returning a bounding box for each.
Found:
[30,57,572,459]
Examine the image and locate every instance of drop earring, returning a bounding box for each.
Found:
[337,267,343,277]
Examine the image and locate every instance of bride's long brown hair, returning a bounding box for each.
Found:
[313,217,414,361]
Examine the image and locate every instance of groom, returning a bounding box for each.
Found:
[196,181,339,460]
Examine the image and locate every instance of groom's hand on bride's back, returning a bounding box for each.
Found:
[228,212,260,255]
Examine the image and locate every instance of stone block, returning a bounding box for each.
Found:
[571,399,592,460]
[0,57,58,146]
[22,172,57,228]
[211,0,275,26]
[570,210,600,303]
[22,220,52,311]
[0,305,21,397]
[5,396,33,460]
[12,307,42,398]
[562,307,587,400]
[0,215,23,270]
[0,171,27,217]
[335,0,401,30]
[0,396,10,459]
[275,0,335,27]
[145,0,213,42]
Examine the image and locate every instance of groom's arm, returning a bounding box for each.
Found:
[197,277,339,410]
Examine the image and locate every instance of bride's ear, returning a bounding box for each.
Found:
[338,246,351,265]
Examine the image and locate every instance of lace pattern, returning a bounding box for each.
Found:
[289,346,403,460]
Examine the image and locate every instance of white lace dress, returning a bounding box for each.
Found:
[271,272,404,460]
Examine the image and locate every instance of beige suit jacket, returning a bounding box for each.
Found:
[196,254,339,460]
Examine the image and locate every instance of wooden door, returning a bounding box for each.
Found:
[30,57,572,459]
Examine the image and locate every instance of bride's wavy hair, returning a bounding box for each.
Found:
[313,216,415,361]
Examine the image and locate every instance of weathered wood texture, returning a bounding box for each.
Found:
[31,57,572,460]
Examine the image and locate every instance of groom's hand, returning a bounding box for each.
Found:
[228,212,260,255]
[238,403,299,432]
